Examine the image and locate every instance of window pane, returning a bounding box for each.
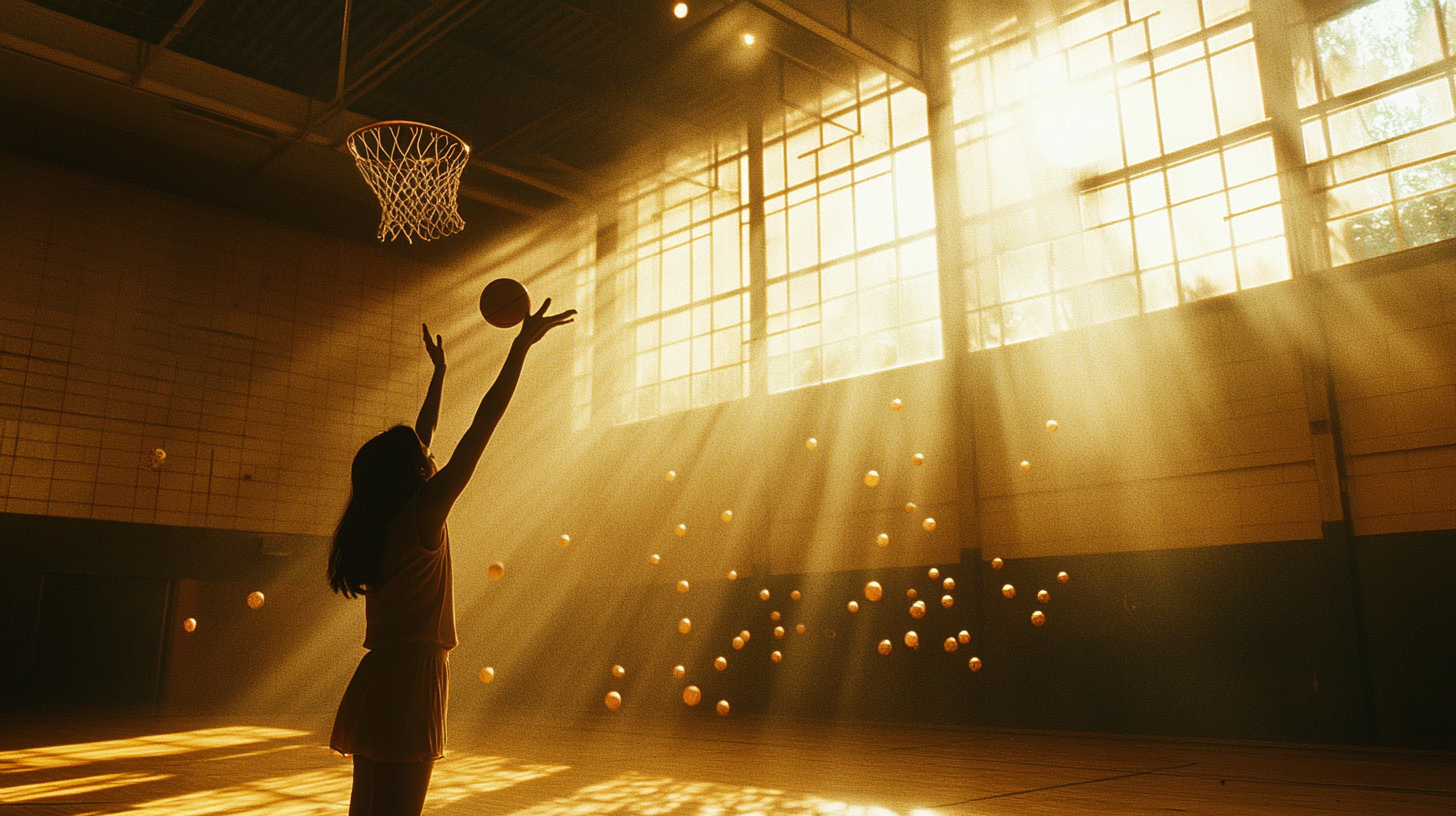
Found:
[1314,0,1442,98]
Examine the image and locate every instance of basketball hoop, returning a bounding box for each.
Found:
[347,121,470,243]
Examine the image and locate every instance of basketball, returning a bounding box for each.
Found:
[479,278,531,328]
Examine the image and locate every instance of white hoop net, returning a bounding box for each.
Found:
[347,121,470,243]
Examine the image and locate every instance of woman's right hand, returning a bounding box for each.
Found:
[515,298,576,348]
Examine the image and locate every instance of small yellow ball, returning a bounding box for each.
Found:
[944,637,958,652]
[1019,460,1031,472]
[877,639,892,655]
[890,398,903,411]
[683,685,702,706]
[716,699,730,716]
[732,636,745,650]
[928,567,940,579]
[665,470,676,482]
[1002,584,1016,599]
[773,626,785,638]
[907,588,918,600]
[714,656,727,671]
[1058,571,1070,584]
[969,656,983,671]
[911,453,924,465]
[770,650,782,663]
[675,523,687,537]
[759,588,770,601]
[905,502,917,514]
[864,470,880,487]
[721,510,733,523]
[876,533,889,548]
[558,534,571,548]
[958,630,970,644]
[649,553,661,565]
[909,600,926,619]
[941,594,954,609]
[1037,589,1050,603]
[246,591,265,610]
[770,610,781,622]
[739,629,751,642]
[904,631,919,649]
[182,617,197,632]
[790,590,801,601]
[605,691,623,711]
[865,581,882,601]
[805,437,817,451]
[677,580,690,594]
[943,577,955,592]
[992,557,1004,570]
[922,518,936,532]
[795,624,805,634]
[1046,419,1059,432]
[479,667,495,683]
[1032,610,1046,626]
[727,570,739,581]
[672,665,686,679]
[612,664,626,679]
[847,600,860,613]
[678,618,692,634]
[488,562,505,580]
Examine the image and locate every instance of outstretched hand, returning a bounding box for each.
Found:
[515,298,576,348]
[422,323,446,370]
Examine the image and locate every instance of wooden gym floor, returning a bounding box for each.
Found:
[0,712,1451,815]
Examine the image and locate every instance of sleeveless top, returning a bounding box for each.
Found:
[363,494,457,651]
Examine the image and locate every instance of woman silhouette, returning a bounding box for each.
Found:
[326,299,574,815]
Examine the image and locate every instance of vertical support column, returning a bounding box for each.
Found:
[1250,0,1376,743]
[747,93,769,399]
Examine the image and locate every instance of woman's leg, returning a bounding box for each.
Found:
[349,755,375,816]
[369,759,435,816]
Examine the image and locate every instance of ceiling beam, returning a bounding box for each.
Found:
[459,183,545,217]
[129,0,208,85]
[471,159,586,202]
[747,0,923,90]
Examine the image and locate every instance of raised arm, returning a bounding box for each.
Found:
[416,324,446,447]
[416,299,575,538]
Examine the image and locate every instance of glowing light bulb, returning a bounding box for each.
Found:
[673,2,688,18]
[742,32,755,45]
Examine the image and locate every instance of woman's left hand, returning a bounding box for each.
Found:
[422,323,446,370]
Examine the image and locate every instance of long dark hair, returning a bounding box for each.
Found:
[328,425,428,598]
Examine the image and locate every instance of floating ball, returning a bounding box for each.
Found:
[992,557,1004,570]
[675,523,687,537]
[958,630,970,644]
[876,533,889,548]
[922,518,936,532]
[805,437,818,451]
[479,278,531,328]
[941,594,954,609]
[759,588,770,601]
[1002,584,1016,599]
[714,656,727,671]
[716,700,730,716]
[847,600,859,613]
[672,665,686,679]
[865,582,882,601]
[182,617,197,632]
[909,600,926,619]
[905,502,917,514]
[649,553,661,565]
[773,626,785,638]
[770,650,782,663]
[944,637,958,652]
[721,510,733,523]
[732,636,745,650]
[1032,610,1046,626]
[911,453,924,466]
[770,611,781,622]
[907,588,918,600]
[479,667,495,683]
[677,580,690,594]
[969,657,982,671]
[604,691,622,711]
[727,570,738,581]
[890,398,903,411]
[790,590,801,601]
[1037,589,1050,603]
[943,577,955,591]
[1058,571,1070,583]
[665,470,677,482]
[864,470,880,487]
[1019,460,1031,472]
[612,664,626,679]
[683,685,702,706]
[739,629,751,642]
[928,567,940,579]
[878,639,892,655]
[795,624,805,634]
[488,562,505,580]
[904,631,919,649]
[246,591,265,610]
[558,534,571,548]
[1046,419,1058,432]
[147,448,167,470]
[678,618,692,634]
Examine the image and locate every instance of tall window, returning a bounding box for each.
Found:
[763,70,942,392]
[1296,0,1456,264]
[950,0,1291,348]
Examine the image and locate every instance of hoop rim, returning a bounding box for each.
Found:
[346,120,471,154]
